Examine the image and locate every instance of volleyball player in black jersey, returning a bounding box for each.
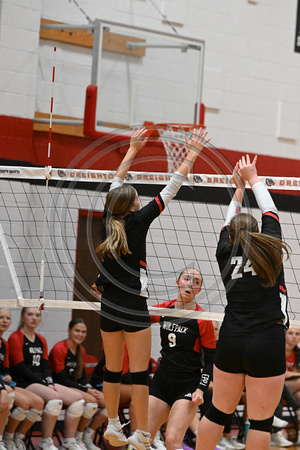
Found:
[49,318,108,450]
[94,127,210,450]
[148,268,216,450]
[196,155,290,450]
[9,307,88,450]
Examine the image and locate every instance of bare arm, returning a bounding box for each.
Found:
[178,128,210,178]
[159,128,210,207]
[114,127,148,181]
[238,154,277,214]
[223,163,245,226]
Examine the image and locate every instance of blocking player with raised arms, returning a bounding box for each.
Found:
[196,155,290,450]
[94,127,210,450]
[8,307,89,450]
[148,268,216,450]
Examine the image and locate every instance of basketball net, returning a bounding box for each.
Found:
[155,124,196,172]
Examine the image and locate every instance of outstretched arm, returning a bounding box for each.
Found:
[239,154,277,214]
[223,163,245,226]
[179,128,210,178]
[160,128,210,207]
[114,127,148,180]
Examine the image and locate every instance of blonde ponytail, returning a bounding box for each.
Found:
[97,185,136,258]
[99,216,132,257]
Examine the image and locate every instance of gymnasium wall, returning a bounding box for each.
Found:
[0,0,300,358]
[0,0,299,165]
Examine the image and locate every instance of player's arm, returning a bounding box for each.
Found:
[109,127,148,191]
[160,128,210,208]
[223,163,245,227]
[238,154,277,214]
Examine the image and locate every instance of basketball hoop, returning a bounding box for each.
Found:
[148,123,203,172]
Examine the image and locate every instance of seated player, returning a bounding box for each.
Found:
[9,307,87,450]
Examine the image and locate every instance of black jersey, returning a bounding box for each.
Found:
[49,339,90,392]
[216,211,289,336]
[151,300,216,390]
[96,194,164,296]
[8,329,54,388]
[0,338,10,377]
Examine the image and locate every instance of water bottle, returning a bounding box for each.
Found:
[244,418,250,442]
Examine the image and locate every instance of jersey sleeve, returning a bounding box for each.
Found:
[2,340,10,374]
[159,172,186,207]
[8,332,25,366]
[197,319,216,392]
[49,342,67,374]
[261,211,282,239]
[216,226,231,258]
[223,200,242,227]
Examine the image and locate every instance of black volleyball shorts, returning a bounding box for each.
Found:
[215,324,286,378]
[100,287,151,333]
[149,365,200,407]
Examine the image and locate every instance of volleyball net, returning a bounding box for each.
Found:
[0,166,299,325]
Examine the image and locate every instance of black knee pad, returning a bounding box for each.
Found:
[130,369,149,386]
[249,416,273,433]
[205,404,232,426]
[104,368,122,383]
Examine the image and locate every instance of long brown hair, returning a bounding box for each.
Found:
[68,317,86,381]
[18,307,41,330]
[98,185,136,257]
[229,213,290,288]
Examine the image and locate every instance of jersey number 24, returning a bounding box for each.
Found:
[231,256,257,279]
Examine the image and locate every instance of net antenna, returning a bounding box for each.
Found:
[39,46,57,310]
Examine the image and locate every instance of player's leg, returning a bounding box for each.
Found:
[148,396,170,442]
[196,367,245,450]
[165,399,198,450]
[245,373,285,450]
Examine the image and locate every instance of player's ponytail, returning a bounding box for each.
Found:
[229,213,290,288]
[98,185,136,257]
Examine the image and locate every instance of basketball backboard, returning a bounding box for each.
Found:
[90,19,205,132]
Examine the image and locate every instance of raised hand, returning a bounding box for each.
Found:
[238,154,258,183]
[186,128,210,155]
[232,162,245,190]
[129,127,148,153]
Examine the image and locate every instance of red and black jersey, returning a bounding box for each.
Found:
[286,351,296,371]
[8,329,54,388]
[96,194,164,297]
[151,300,216,391]
[49,339,90,392]
[216,211,289,336]
[0,338,10,376]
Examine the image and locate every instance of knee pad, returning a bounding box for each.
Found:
[44,399,63,416]
[66,399,85,418]
[27,408,43,423]
[249,416,273,433]
[206,404,232,426]
[8,391,15,410]
[82,402,98,419]
[11,407,28,421]
[104,369,122,384]
[130,369,149,386]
